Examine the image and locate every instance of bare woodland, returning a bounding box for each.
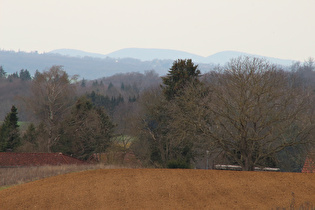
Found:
[0,57,314,171]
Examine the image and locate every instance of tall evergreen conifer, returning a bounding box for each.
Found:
[0,105,20,151]
[162,59,200,100]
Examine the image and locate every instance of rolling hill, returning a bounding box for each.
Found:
[0,48,295,80]
[0,50,176,79]
[51,48,296,66]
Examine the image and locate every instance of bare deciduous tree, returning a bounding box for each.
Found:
[173,57,314,170]
[25,66,77,152]
[137,87,171,167]
[209,57,314,170]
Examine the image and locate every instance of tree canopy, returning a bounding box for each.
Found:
[54,96,115,160]
[162,59,200,100]
[25,66,77,152]
[171,57,315,170]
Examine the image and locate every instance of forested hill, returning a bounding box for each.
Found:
[50,48,296,66]
[0,50,178,80]
[0,49,295,80]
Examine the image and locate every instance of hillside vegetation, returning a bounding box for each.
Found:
[0,57,315,172]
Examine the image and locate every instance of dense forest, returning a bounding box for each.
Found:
[0,57,314,171]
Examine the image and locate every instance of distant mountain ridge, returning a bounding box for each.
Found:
[49,48,296,66]
[0,50,177,79]
[49,49,107,59]
[0,48,296,80]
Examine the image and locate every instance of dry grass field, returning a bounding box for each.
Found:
[0,164,129,187]
[1,169,315,209]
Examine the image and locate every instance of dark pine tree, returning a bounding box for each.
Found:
[0,66,6,79]
[108,82,114,90]
[19,69,32,81]
[81,78,86,87]
[0,105,21,151]
[161,59,200,100]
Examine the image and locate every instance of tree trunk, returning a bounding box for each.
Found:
[243,155,255,171]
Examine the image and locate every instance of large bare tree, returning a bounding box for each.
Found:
[210,57,314,170]
[173,57,314,170]
[26,66,77,152]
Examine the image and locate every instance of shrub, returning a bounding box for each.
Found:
[166,159,191,169]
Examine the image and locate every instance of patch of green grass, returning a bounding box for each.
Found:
[0,121,31,132]
[17,121,26,126]
[18,121,30,130]
[0,186,11,191]
[19,121,32,125]
[0,121,30,128]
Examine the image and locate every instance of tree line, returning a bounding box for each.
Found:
[131,57,315,171]
[0,57,314,171]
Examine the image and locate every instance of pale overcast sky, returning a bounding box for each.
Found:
[0,0,314,61]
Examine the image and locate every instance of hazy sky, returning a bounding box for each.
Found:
[1,0,314,61]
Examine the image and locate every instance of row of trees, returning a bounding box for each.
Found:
[0,66,158,160]
[23,67,115,159]
[0,66,32,81]
[0,66,115,160]
[132,57,315,170]
[0,66,159,122]
[0,57,314,170]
